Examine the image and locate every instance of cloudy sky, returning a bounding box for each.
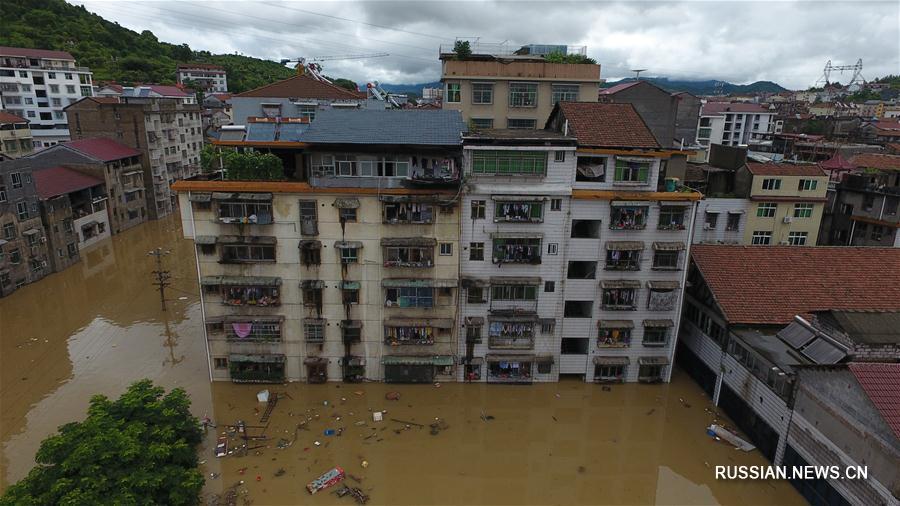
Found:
[71,1,899,89]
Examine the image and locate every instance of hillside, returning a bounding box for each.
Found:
[601,77,788,95]
[0,0,295,93]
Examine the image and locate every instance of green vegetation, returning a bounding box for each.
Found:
[330,78,360,92]
[544,51,597,64]
[201,146,284,180]
[0,380,203,506]
[453,40,472,60]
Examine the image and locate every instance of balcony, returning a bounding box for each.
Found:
[493,200,544,223]
[488,336,535,349]
[382,239,435,268]
[492,237,542,264]
[216,196,274,225]
[201,276,282,307]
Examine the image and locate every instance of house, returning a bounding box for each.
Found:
[598,80,700,149]
[859,119,900,145]
[440,42,601,129]
[0,111,33,158]
[0,160,50,296]
[230,74,365,125]
[95,83,196,105]
[177,63,227,92]
[696,102,776,160]
[821,153,900,247]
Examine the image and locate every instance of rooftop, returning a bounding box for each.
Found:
[746,162,826,177]
[178,63,225,71]
[235,74,363,100]
[61,138,143,162]
[33,166,104,200]
[598,81,641,95]
[818,152,855,171]
[812,310,900,346]
[700,102,772,116]
[0,111,28,124]
[848,363,900,439]
[462,128,573,141]
[554,102,660,149]
[848,153,900,171]
[691,245,900,325]
[301,109,466,146]
[0,46,74,61]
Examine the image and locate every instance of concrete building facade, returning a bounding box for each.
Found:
[821,154,900,247]
[0,111,34,158]
[598,81,700,149]
[230,74,365,126]
[0,162,50,297]
[177,63,228,92]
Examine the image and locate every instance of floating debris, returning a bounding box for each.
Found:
[307,466,345,494]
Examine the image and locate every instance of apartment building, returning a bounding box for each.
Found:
[95,84,197,105]
[735,163,828,246]
[440,43,601,129]
[173,109,466,384]
[457,130,577,384]
[0,46,94,148]
[0,162,50,297]
[177,63,228,92]
[25,137,147,234]
[696,102,775,160]
[598,81,701,148]
[65,96,203,219]
[0,111,34,159]
[822,154,900,247]
[230,74,365,126]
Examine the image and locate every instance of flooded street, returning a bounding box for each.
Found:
[1,216,804,505]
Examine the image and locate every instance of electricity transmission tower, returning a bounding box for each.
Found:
[148,247,171,311]
[817,59,864,88]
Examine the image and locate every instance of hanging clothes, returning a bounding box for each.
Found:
[233,322,253,338]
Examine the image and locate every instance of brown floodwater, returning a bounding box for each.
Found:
[1,215,805,505]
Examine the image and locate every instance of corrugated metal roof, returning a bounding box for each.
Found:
[301,109,465,146]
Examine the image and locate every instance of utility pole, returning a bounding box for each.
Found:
[148,247,171,311]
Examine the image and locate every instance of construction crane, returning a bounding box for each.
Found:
[366,80,402,108]
[279,53,389,83]
[817,59,865,89]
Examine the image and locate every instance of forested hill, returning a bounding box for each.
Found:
[0,0,296,93]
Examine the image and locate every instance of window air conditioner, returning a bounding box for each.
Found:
[783,216,793,223]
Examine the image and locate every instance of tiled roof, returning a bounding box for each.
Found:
[0,46,74,60]
[63,138,142,162]
[33,166,104,200]
[848,153,900,171]
[0,111,27,124]
[691,245,900,325]
[818,152,854,170]
[746,162,826,176]
[598,81,641,95]
[301,109,465,146]
[235,74,363,100]
[868,119,900,131]
[848,363,900,439]
[556,102,660,149]
[700,102,772,116]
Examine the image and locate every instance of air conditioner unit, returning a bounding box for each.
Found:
[783,216,793,223]
[39,236,47,243]
[41,261,48,267]
[779,240,789,245]
[703,223,714,230]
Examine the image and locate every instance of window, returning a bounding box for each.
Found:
[49,84,59,93]
[793,203,813,218]
[298,105,316,121]
[788,231,808,246]
[470,200,486,219]
[3,222,15,239]
[798,179,818,191]
[610,206,648,230]
[756,202,777,218]
[466,324,483,343]
[571,219,601,238]
[304,320,325,342]
[871,226,885,241]
[440,243,452,256]
[65,73,73,80]
[19,71,27,77]
[298,200,318,235]
[384,246,433,267]
[567,261,597,279]
[605,248,640,270]
[705,212,718,228]
[554,151,566,163]
[21,84,31,92]
[564,301,592,318]
[551,198,562,211]
[303,286,323,307]
[214,358,228,370]
[602,287,637,310]
[495,200,542,222]
[493,237,541,264]
[547,243,558,255]
[221,243,276,263]
[342,325,361,344]
[751,231,772,245]
[595,364,626,383]
[536,362,552,374]
[643,328,669,346]
[446,82,461,103]
[471,151,546,175]
[613,158,651,184]
[541,319,556,334]
[507,118,537,129]
[598,326,631,348]
[10,249,21,264]
[80,86,92,97]
[469,242,484,261]
[17,201,29,220]
[338,246,359,263]
[657,207,686,230]
[761,178,781,190]
[54,111,65,120]
[66,85,75,94]
[544,281,555,292]
[639,364,664,382]
[342,288,359,305]
[339,208,357,222]
[471,118,493,129]
[652,250,680,270]
[52,98,61,106]
[385,287,433,308]
[10,173,22,189]
[508,82,537,107]
[471,83,493,104]
[551,84,579,103]
[467,287,485,304]
[491,284,537,301]
[726,212,741,231]
[0,184,6,203]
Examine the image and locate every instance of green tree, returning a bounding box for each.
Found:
[202,146,283,180]
[1,380,204,506]
[544,51,597,64]
[331,78,359,92]
[453,40,472,59]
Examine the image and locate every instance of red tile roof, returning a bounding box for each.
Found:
[142,85,190,97]
[598,81,641,95]
[691,245,900,325]
[746,162,826,177]
[0,46,74,60]
[818,152,854,170]
[557,102,660,149]
[848,363,900,439]
[848,153,900,171]
[235,74,363,100]
[701,102,772,116]
[0,111,27,124]
[63,138,142,162]
[33,166,104,200]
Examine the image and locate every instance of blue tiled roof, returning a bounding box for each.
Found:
[301,109,466,146]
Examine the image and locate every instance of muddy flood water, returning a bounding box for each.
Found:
[1,215,805,505]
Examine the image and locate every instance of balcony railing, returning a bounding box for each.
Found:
[488,336,534,349]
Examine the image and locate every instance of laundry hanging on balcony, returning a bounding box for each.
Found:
[232,322,253,338]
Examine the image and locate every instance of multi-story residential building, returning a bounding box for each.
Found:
[65,95,203,219]
[95,84,196,105]
[177,63,228,92]
[439,42,601,129]
[0,162,50,297]
[230,74,365,126]
[822,153,900,247]
[457,129,577,384]
[0,111,33,158]
[677,245,900,505]
[33,166,108,272]
[696,102,775,159]
[735,162,828,246]
[173,109,466,384]
[0,46,94,148]
[547,102,701,383]
[598,81,701,149]
[24,137,147,234]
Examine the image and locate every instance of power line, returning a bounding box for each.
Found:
[148,247,171,312]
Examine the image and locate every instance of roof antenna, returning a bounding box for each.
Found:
[631,69,647,80]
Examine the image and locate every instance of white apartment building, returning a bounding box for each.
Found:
[696,102,776,159]
[0,46,94,149]
[177,64,228,93]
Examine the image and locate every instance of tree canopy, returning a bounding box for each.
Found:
[0,380,204,506]
[201,145,284,180]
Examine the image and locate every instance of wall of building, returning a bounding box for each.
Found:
[231,97,363,126]
[605,84,677,148]
[0,164,50,296]
[0,123,34,158]
[41,195,80,273]
[693,198,751,244]
[741,171,828,245]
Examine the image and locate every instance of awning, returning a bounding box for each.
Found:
[491,232,543,239]
[299,240,322,249]
[638,356,670,366]
[23,228,40,236]
[593,356,630,366]
[460,277,488,288]
[465,316,485,326]
[212,192,233,200]
[598,320,635,329]
[485,354,535,363]
[201,275,281,287]
[652,241,685,251]
[0,239,7,247]
[491,195,547,202]
[229,354,285,364]
[728,209,746,214]
[303,317,326,325]
[124,188,142,194]
[600,280,641,289]
[80,221,99,228]
[382,278,457,288]
[380,237,437,247]
[611,200,649,207]
[643,319,674,328]
[195,235,217,245]
[382,355,452,366]
[189,193,211,202]
[334,197,360,209]
[340,281,361,290]
[236,193,272,201]
[379,195,448,204]
[384,318,453,329]
[489,276,540,286]
[334,241,363,249]
[490,315,539,323]
[647,280,680,290]
[300,280,325,289]
[606,241,644,251]
[533,354,555,364]
[341,320,362,329]
[304,357,328,365]
[617,156,653,163]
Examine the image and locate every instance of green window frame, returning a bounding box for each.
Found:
[757,202,777,218]
[494,201,543,222]
[793,203,814,218]
[798,179,818,191]
[471,151,547,176]
[491,285,537,301]
[446,83,461,103]
[614,159,650,183]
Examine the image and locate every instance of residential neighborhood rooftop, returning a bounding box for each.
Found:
[60,138,143,162]
[33,166,104,200]
[554,102,660,149]
[848,153,900,171]
[847,363,900,439]
[0,111,28,124]
[0,46,75,60]
[234,74,364,100]
[700,102,772,116]
[300,109,466,146]
[746,162,826,176]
